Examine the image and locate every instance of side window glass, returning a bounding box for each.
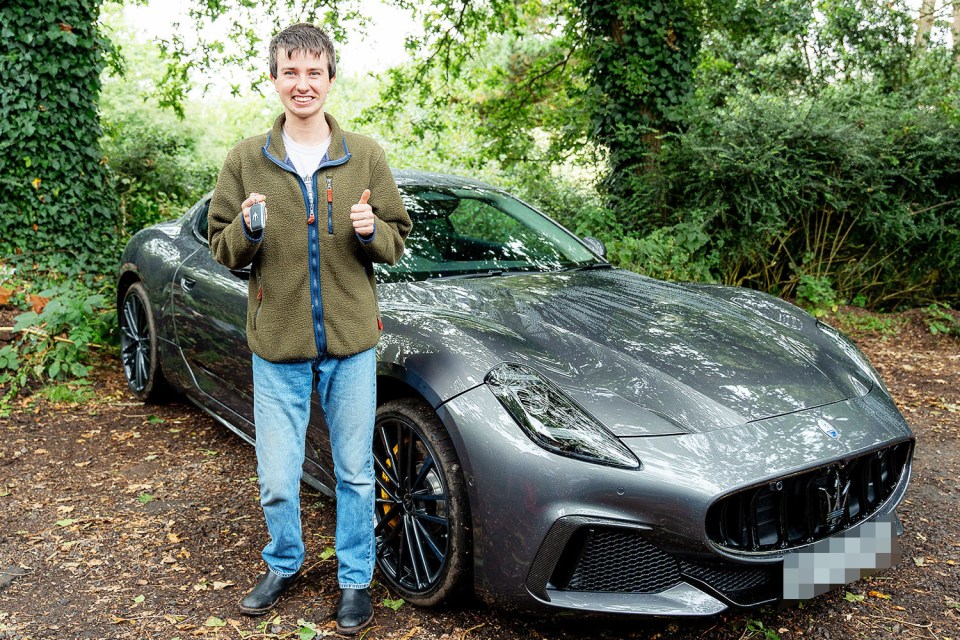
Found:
[193,200,210,245]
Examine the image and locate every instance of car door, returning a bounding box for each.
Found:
[172,199,338,492]
[171,198,255,432]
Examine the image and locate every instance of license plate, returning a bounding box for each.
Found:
[782,513,901,600]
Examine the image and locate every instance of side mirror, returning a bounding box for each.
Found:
[582,236,607,258]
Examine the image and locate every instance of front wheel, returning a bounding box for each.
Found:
[119,282,169,402]
[373,398,471,606]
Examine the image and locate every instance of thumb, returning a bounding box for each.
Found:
[358,189,371,205]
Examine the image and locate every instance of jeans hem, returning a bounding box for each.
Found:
[339,583,370,590]
[268,566,300,579]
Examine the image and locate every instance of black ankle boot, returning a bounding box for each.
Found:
[238,570,300,615]
[336,587,373,635]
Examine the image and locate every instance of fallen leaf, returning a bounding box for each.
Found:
[55,519,77,527]
[844,591,866,602]
[34,449,49,455]
[204,617,226,627]
[212,581,234,590]
[913,556,926,566]
[0,286,13,304]
[868,590,891,599]
[383,597,405,611]
[28,294,49,313]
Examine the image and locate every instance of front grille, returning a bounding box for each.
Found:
[707,441,911,552]
[549,527,681,593]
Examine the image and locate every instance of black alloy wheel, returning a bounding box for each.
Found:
[373,398,471,606]
[119,282,168,402]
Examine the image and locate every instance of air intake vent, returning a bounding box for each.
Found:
[549,527,681,593]
[707,441,911,553]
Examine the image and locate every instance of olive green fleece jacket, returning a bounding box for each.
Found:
[208,113,411,361]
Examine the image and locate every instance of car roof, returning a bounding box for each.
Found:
[391,170,501,193]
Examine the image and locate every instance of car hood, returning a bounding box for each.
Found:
[380,269,873,437]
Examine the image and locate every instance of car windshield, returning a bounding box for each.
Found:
[378,184,602,283]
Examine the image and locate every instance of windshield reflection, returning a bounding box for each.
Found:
[377,186,601,282]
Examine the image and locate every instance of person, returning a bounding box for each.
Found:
[207,22,411,636]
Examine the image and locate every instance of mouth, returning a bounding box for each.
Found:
[292,95,315,105]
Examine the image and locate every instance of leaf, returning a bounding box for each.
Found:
[382,597,405,611]
[203,617,226,627]
[56,518,77,527]
[844,591,865,602]
[28,294,49,313]
[868,590,891,599]
[319,546,336,560]
[0,286,14,304]
[212,581,234,590]
[133,595,145,605]
[913,556,926,566]
[138,493,155,504]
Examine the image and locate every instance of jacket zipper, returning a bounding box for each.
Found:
[254,269,263,329]
[326,176,334,234]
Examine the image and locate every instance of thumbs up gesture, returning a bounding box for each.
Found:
[350,189,375,238]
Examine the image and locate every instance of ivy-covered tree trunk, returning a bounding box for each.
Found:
[0,0,118,271]
[578,0,698,223]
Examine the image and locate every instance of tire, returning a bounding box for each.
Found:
[373,397,472,606]
[119,282,169,403]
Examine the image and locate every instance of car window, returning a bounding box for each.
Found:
[379,186,600,282]
[192,199,210,245]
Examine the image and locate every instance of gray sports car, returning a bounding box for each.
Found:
[117,171,914,616]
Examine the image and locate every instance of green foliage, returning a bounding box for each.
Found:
[923,303,960,337]
[639,84,960,307]
[37,380,95,404]
[0,0,121,276]
[795,272,838,318]
[744,619,782,640]
[829,310,903,337]
[100,110,218,232]
[0,273,116,415]
[579,0,699,209]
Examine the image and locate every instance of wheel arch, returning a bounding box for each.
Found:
[375,366,482,600]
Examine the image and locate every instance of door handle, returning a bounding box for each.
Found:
[180,277,196,292]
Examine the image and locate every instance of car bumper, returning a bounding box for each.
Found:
[436,385,913,614]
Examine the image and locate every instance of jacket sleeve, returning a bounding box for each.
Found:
[208,145,262,270]
[359,149,412,266]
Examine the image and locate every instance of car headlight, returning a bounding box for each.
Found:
[485,362,641,469]
[816,320,889,395]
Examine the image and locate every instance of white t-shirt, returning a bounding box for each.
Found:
[282,128,331,200]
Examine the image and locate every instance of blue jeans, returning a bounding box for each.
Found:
[252,348,376,588]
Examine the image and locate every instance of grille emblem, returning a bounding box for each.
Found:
[816,467,851,529]
[817,418,839,439]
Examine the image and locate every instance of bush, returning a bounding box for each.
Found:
[0,268,115,414]
[636,85,960,307]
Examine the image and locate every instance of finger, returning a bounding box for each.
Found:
[358,189,371,205]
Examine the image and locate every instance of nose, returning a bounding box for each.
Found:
[295,73,310,90]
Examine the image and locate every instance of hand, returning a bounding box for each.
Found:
[241,193,267,230]
[350,189,375,238]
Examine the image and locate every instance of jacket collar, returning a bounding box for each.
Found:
[264,112,348,165]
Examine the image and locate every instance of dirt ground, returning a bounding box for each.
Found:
[1,306,958,640]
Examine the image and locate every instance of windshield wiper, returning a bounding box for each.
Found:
[560,262,614,272]
[430,270,505,280]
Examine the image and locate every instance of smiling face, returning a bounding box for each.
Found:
[271,48,335,125]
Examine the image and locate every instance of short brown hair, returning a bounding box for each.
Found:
[269,23,337,79]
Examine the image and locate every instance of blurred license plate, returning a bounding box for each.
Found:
[782,513,900,600]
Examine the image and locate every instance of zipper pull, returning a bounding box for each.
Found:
[326,176,333,203]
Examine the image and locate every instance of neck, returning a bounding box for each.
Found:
[283,113,331,146]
